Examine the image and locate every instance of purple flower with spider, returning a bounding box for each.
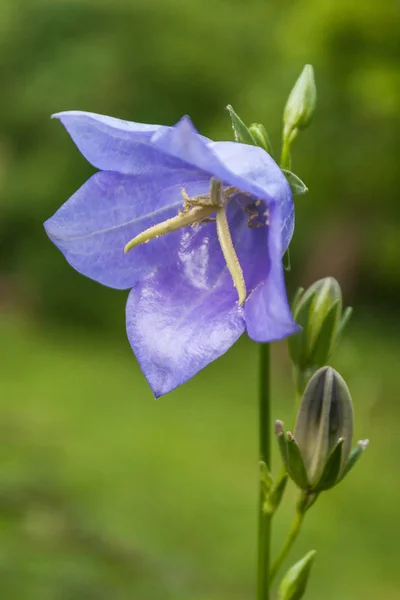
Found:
[44,111,299,397]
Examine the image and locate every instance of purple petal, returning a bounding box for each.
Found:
[210,142,294,252]
[44,169,210,289]
[152,117,294,250]
[53,110,173,173]
[125,214,247,397]
[244,201,300,342]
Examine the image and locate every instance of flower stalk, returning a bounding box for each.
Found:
[258,343,271,600]
[270,493,311,585]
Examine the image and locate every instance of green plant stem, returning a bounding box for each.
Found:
[280,128,298,171]
[257,343,271,600]
[269,506,305,584]
[280,139,291,171]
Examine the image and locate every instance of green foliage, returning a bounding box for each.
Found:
[0,0,398,329]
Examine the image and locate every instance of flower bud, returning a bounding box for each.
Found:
[248,123,273,154]
[283,64,316,138]
[294,367,353,488]
[278,550,316,600]
[276,368,367,492]
[288,277,352,375]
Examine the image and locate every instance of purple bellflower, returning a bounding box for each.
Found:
[44,111,299,397]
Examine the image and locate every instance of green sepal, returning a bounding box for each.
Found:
[249,123,273,154]
[226,105,256,145]
[309,299,341,366]
[282,169,308,196]
[336,439,369,484]
[264,473,288,516]
[338,306,353,336]
[275,420,289,464]
[312,437,344,492]
[276,421,309,489]
[286,433,309,489]
[278,550,317,600]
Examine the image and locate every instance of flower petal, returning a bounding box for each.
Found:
[244,201,300,342]
[53,110,173,173]
[125,218,246,397]
[151,116,294,250]
[210,142,294,252]
[126,280,244,398]
[44,169,210,289]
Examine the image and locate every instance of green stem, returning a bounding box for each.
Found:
[257,343,271,600]
[280,139,291,171]
[280,128,298,171]
[269,506,305,584]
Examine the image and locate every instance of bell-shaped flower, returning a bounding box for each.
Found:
[44,111,299,397]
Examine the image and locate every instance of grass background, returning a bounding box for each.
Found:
[1,313,399,599]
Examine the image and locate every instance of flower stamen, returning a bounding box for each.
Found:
[124,178,247,306]
[211,179,247,306]
[124,204,217,253]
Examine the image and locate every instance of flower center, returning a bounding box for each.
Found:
[124,178,266,306]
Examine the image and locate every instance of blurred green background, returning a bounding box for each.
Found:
[1,0,399,598]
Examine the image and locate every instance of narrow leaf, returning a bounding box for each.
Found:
[226,105,256,145]
[264,473,288,515]
[282,169,308,195]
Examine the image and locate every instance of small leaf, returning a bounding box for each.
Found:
[282,169,308,195]
[278,550,317,600]
[260,460,274,492]
[337,439,369,483]
[312,437,343,491]
[264,473,288,515]
[226,105,256,145]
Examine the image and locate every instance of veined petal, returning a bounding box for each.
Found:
[244,201,300,342]
[151,116,294,250]
[126,266,245,398]
[53,110,173,173]
[44,169,210,289]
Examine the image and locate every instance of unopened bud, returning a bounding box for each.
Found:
[278,550,316,600]
[248,123,273,154]
[283,64,316,138]
[294,367,353,489]
[288,277,352,374]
